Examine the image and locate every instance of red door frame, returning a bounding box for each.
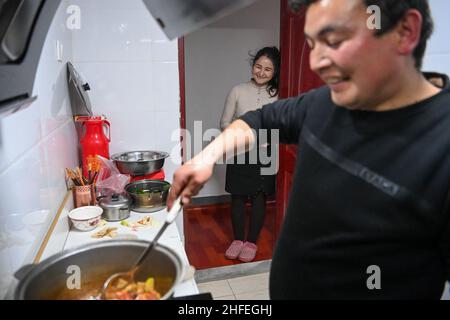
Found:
[275,0,323,240]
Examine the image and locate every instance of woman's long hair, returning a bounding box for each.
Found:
[250,46,281,97]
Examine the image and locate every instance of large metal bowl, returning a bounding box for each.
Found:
[125,179,171,213]
[14,240,183,300]
[111,151,169,176]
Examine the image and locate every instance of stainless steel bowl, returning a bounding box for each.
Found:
[111,151,169,176]
[125,180,170,213]
[14,240,183,300]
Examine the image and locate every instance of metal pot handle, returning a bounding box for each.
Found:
[14,264,35,281]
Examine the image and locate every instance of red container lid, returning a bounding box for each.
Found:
[74,115,107,122]
[129,169,165,182]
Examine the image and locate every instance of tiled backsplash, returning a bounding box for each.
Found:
[69,0,182,234]
[0,0,181,298]
[69,0,181,181]
[0,0,77,298]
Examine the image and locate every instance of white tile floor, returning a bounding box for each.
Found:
[197,272,270,300]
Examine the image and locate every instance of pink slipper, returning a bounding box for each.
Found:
[238,242,257,262]
[225,240,244,259]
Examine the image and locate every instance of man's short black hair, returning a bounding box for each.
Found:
[291,0,434,69]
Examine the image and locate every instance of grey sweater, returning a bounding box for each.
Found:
[220,80,278,130]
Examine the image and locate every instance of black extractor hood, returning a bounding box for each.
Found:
[142,0,259,40]
[0,0,60,118]
[0,0,259,118]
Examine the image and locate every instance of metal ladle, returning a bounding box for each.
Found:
[98,196,183,299]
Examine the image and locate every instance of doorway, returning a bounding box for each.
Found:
[180,0,280,269]
[179,0,323,270]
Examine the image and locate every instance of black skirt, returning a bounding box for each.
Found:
[225,150,276,196]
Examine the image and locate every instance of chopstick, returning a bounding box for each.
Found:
[66,164,100,187]
[66,168,79,186]
[89,171,99,185]
[77,167,85,186]
[65,167,84,186]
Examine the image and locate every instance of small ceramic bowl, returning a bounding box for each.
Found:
[68,206,103,231]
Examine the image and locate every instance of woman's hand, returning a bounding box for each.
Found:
[167,157,214,210]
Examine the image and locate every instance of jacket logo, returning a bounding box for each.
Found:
[359,168,399,196]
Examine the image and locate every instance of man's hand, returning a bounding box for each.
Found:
[167,158,214,210]
[167,119,254,210]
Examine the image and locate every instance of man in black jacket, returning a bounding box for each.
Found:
[168,0,450,299]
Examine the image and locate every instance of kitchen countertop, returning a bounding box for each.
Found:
[64,208,199,298]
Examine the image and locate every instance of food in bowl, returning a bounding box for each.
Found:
[104,277,161,300]
[125,180,171,213]
[68,206,103,231]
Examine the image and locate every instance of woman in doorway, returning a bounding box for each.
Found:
[220,46,280,263]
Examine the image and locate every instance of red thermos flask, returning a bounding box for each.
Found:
[80,118,111,177]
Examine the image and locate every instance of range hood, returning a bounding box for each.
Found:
[142,0,259,40]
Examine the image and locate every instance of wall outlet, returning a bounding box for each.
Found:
[56,40,64,62]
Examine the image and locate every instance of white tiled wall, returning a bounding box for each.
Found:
[69,0,182,233]
[185,0,280,198]
[0,1,181,298]
[0,1,78,298]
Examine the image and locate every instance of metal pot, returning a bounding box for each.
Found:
[125,180,170,213]
[14,240,190,300]
[111,151,169,176]
[98,194,131,221]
